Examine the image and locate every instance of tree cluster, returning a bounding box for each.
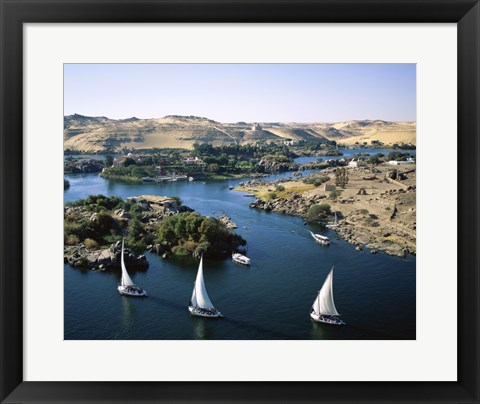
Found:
[335,168,349,188]
[156,212,246,258]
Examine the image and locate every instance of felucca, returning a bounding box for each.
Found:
[117,238,147,297]
[310,267,345,325]
[188,255,223,318]
[326,212,339,228]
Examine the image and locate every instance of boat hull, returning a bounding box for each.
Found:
[310,312,345,325]
[309,231,330,245]
[312,236,330,245]
[232,254,251,266]
[118,285,147,297]
[188,306,223,318]
[232,259,250,265]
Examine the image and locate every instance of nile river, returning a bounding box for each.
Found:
[64,156,415,340]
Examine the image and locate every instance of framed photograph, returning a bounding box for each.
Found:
[1,0,479,403]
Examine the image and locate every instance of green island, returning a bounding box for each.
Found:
[64,194,246,270]
[98,142,341,183]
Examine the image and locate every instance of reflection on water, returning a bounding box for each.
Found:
[121,296,135,329]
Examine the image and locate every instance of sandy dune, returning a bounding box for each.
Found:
[64,115,416,152]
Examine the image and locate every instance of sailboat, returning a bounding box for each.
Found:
[188,255,223,318]
[310,267,345,325]
[117,238,147,297]
[326,212,339,228]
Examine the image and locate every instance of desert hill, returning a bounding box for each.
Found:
[64,114,416,152]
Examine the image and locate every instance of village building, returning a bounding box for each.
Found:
[252,123,262,131]
[348,158,367,168]
[183,156,205,165]
[113,156,128,167]
[283,139,300,146]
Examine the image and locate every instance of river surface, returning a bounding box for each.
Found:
[64,158,416,340]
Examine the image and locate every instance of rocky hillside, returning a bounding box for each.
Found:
[64,114,416,153]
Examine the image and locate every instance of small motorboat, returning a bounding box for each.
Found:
[232,253,251,265]
[309,231,330,246]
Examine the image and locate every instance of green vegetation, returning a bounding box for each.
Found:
[65,195,156,250]
[305,204,331,223]
[303,175,330,187]
[387,151,414,161]
[100,142,297,183]
[335,168,349,188]
[84,238,99,250]
[65,194,247,258]
[329,189,341,200]
[367,154,384,165]
[193,142,295,175]
[100,165,157,183]
[156,212,246,258]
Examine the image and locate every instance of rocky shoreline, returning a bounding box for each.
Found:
[64,240,148,271]
[242,165,416,257]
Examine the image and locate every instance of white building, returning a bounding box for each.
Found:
[283,139,300,146]
[348,158,367,168]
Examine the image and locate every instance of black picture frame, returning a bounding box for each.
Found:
[1,1,479,403]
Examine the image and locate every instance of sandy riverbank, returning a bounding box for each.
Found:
[237,163,416,257]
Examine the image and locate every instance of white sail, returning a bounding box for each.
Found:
[190,284,197,307]
[192,256,215,309]
[311,293,321,316]
[120,239,135,287]
[314,267,340,316]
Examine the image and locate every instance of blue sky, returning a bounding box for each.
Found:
[64,64,416,122]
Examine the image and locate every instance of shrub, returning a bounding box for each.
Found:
[305,203,331,222]
[65,234,79,246]
[84,238,99,250]
[329,190,341,200]
[359,209,369,215]
[318,204,331,214]
[275,184,285,192]
[303,175,330,186]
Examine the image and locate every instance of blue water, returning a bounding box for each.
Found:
[64,165,416,340]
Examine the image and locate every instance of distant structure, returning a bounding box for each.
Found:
[322,183,336,192]
[348,158,367,168]
[252,123,262,131]
[283,139,300,146]
[183,156,205,165]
